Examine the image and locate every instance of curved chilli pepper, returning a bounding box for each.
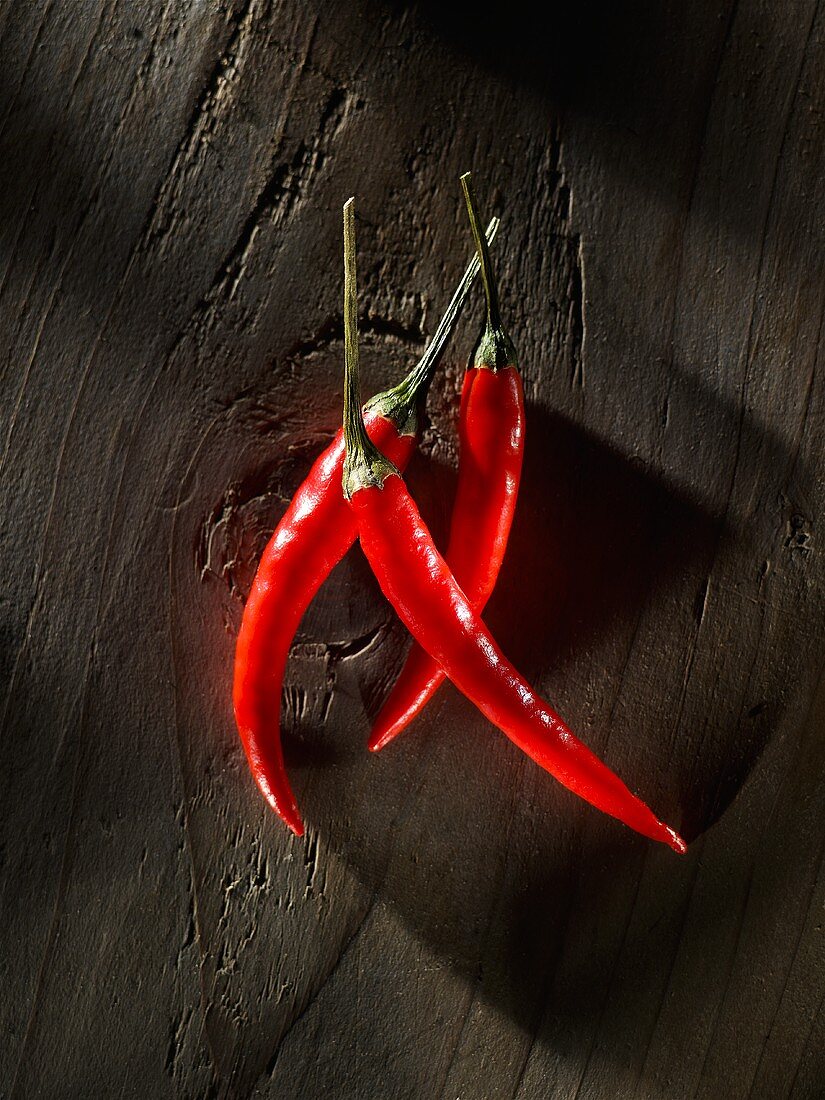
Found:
[341,200,686,853]
[370,172,524,752]
[233,215,499,834]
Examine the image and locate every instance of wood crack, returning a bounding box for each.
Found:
[143,0,265,251]
[197,86,351,309]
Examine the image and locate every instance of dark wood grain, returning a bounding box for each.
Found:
[1,1,823,1097]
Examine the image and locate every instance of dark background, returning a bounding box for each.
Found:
[0,1,823,1097]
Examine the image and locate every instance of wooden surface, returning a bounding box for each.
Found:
[1,1,824,1097]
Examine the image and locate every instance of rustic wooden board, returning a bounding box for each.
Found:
[1,1,823,1097]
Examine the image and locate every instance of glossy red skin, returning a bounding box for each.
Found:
[233,411,417,835]
[370,365,524,751]
[351,476,686,853]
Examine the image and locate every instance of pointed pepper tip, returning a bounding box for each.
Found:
[666,827,688,855]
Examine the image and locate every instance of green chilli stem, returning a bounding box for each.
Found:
[342,198,398,498]
[365,216,500,434]
[460,173,517,371]
[342,199,369,459]
[401,215,500,398]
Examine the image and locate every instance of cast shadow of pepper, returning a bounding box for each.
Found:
[387,337,803,846]
[359,400,760,845]
[278,382,793,1072]
[281,409,698,984]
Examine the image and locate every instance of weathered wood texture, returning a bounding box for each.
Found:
[1,1,823,1096]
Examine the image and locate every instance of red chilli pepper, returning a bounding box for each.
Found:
[370,173,524,752]
[233,216,499,834]
[341,198,686,853]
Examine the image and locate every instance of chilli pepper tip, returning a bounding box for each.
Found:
[666,827,688,855]
[278,809,305,838]
[367,723,397,753]
[273,793,304,836]
[282,809,305,837]
[256,773,304,836]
